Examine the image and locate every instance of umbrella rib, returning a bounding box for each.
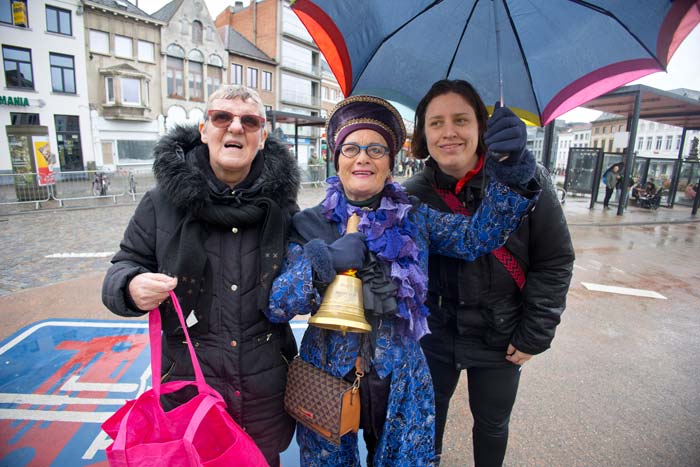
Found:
[568,0,665,69]
[352,0,446,94]
[445,0,481,79]
[501,0,542,118]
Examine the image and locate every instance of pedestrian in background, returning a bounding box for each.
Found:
[603,162,623,209]
[404,79,575,467]
[102,85,299,466]
[308,150,323,186]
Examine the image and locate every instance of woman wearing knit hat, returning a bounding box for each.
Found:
[266,95,539,467]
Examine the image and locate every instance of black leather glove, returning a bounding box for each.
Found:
[328,232,367,272]
[484,103,527,166]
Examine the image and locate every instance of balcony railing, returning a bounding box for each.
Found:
[281,89,320,107]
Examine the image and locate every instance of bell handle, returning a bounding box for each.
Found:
[346,213,359,234]
[343,213,361,277]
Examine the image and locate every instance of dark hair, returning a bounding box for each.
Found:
[412,79,489,160]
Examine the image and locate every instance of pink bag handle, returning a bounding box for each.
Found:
[150,290,207,397]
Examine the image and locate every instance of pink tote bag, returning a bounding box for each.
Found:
[102,291,269,467]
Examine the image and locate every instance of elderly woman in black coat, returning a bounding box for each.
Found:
[102,85,299,466]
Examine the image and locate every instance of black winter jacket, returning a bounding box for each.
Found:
[102,126,299,462]
[404,160,574,367]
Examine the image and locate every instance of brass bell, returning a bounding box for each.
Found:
[308,214,371,334]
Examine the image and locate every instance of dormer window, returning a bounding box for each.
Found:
[192,20,203,44]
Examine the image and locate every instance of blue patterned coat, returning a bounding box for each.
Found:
[266,181,534,467]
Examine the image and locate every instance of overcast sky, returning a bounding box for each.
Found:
[144,0,700,123]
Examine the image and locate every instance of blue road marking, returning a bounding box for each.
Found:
[0,319,368,467]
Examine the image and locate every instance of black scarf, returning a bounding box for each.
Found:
[161,145,286,323]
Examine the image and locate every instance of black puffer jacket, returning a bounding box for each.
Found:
[404,160,574,367]
[102,126,299,462]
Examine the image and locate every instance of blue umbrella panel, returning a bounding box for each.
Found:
[292,0,699,126]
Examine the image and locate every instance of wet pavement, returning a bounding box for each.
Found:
[1,180,699,466]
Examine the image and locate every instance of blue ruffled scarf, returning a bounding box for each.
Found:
[320,176,430,340]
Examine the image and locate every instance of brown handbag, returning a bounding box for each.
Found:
[284,356,363,445]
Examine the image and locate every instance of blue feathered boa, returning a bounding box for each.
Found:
[320,176,430,340]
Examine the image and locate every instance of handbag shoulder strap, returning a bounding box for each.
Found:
[149,290,207,397]
[432,184,526,290]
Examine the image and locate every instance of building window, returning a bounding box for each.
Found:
[676,136,682,150]
[189,61,203,100]
[262,71,272,91]
[665,136,673,151]
[247,67,258,88]
[89,30,110,55]
[265,105,272,114]
[105,76,115,103]
[206,65,221,96]
[167,56,184,98]
[114,35,133,59]
[1,0,28,27]
[137,40,155,62]
[655,136,662,150]
[594,127,599,135]
[2,45,33,89]
[208,54,223,67]
[645,137,652,150]
[166,43,185,58]
[192,20,203,44]
[121,77,141,105]
[54,115,83,171]
[637,137,643,150]
[10,112,39,125]
[49,53,75,94]
[46,5,71,35]
[231,63,242,85]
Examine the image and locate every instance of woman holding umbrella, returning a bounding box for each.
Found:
[404,79,575,467]
[266,94,539,466]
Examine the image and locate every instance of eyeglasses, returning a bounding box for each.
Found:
[339,143,390,159]
[207,110,265,132]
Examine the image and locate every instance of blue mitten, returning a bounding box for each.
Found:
[484,103,536,185]
[304,233,368,284]
[328,233,367,272]
[484,103,526,164]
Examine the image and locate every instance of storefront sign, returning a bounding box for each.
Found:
[0,96,30,107]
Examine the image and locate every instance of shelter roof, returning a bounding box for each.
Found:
[266,110,326,128]
[581,85,700,130]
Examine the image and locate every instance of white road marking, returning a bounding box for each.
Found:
[0,393,126,406]
[581,282,667,299]
[573,264,587,271]
[61,375,138,393]
[0,408,111,423]
[45,252,115,258]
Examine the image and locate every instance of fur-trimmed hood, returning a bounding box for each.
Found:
[152,125,300,210]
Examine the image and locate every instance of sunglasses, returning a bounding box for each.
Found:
[207,110,265,132]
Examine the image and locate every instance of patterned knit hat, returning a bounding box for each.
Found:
[326,95,406,170]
